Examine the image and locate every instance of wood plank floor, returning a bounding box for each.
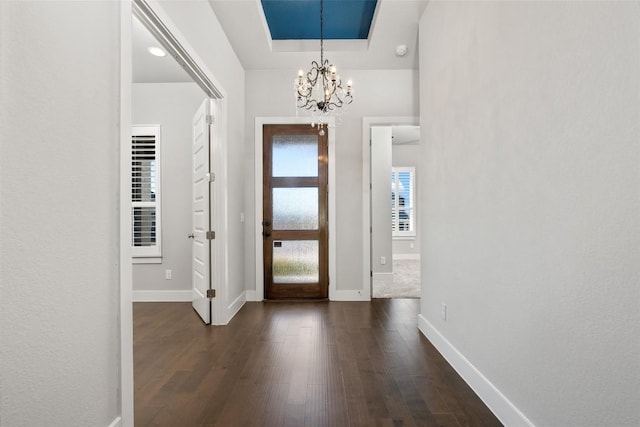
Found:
[134,300,502,427]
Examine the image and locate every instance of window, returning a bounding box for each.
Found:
[391,167,415,237]
[132,125,162,259]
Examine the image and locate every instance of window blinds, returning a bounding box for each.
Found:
[391,167,415,235]
[131,126,161,256]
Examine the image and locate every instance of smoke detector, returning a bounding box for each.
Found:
[395,44,408,57]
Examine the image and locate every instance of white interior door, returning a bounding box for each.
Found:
[192,99,213,324]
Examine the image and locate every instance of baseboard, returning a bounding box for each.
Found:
[132,290,192,302]
[393,254,420,260]
[107,416,122,427]
[417,315,535,427]
[331,289,370,301]
[224,291,246,324]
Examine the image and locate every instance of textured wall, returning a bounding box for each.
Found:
[132,82,206,292]
[419,1,640,425]
[0,1,120,425]
[245,69,419,292]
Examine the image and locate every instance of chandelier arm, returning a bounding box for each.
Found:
[306,62,322,86]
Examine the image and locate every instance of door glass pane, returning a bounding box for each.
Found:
[273,187,318,230]
[272,135,318,177]
[273,240,319,284]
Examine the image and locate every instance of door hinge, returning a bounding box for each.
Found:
[206,230,216,240]
[207,289,216,299]
[206,172,215,182]
[206,114,214,125]
[370,271,373,277]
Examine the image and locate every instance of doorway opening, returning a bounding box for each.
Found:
[363,118,421,299]
[130,2,224,323]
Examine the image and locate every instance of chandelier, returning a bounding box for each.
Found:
[295,0,353,135]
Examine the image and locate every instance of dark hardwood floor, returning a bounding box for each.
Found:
[134,299,502,427]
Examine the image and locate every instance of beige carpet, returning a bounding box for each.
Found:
[373,258,421,298]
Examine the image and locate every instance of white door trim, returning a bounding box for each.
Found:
[362,117,419,300]
[253,117,336,301]
[120,1,229,424]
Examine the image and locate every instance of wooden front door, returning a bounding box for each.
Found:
[263,124,328,299]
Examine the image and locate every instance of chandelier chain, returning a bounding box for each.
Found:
[320,0,324,65]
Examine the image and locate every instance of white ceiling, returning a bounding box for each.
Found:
[132,0,429,83]
[132,15,192,83]
[392,125,420,145]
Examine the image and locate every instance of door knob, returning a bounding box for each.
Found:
[263,231,271,237]
[262,220,271,227]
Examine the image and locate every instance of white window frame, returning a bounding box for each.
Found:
[392,166,416,238]
[131,125,162,261]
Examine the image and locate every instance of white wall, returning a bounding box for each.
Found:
[419,2,640,426]
[392,142,421,256]
[0,1,121,426]
[245,69,418,295]
[132,82,205,296]
[154,1,247,315]
[371,127,393,274]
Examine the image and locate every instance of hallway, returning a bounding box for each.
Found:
[134,300,501,426]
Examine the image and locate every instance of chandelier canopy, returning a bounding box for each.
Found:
[295,0,353,133]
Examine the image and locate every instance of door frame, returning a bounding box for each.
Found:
[362,117,419,299]
[253,117,336,301]
[120,1,228,425]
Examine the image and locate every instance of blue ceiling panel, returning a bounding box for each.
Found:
[261,0,377,40]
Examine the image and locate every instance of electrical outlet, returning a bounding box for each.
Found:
[441,303,447,321]
[380,256,386,265]
[165,270,172,280]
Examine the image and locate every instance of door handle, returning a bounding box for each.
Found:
[187,233,195,239]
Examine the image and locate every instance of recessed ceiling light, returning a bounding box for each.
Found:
[147,46,166,57]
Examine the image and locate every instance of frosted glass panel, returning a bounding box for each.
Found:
[273,188,318,230]
[272,135,318,177]
[273,240,319,284]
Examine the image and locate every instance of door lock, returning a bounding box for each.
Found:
[187,233,195,239]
